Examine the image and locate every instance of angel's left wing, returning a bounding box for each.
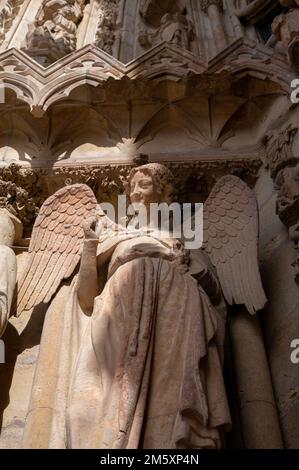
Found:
[203,175,267,315]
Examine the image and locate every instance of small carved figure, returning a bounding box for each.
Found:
[0,0,23,43]
[157,11,195,48]
[23,0,87,63]
[139,9,195,51]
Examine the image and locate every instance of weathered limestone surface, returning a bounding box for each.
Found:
[255,169,299,449]
[0,0,298,450]
[0,251,37,449]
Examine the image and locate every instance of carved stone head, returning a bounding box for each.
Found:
[127,163,175,208]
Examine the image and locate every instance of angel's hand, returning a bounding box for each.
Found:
[83,217,98,240]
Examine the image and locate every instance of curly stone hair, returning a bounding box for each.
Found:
[126,163,175,204]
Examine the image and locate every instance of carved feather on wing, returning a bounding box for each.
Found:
[16,184,97,316]
[203,175,267,315]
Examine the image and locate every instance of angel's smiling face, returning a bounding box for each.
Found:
[130,171,160,209]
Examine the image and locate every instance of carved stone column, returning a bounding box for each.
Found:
[262,125,299,285]
[229,306,283,449]
[199,0,227,52]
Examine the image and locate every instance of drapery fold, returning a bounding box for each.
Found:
[23,236,230,449]
[66,256,230,449]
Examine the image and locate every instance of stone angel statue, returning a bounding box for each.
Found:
[18,163,266,449]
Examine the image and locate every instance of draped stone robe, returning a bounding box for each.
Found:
[23,230,231,449]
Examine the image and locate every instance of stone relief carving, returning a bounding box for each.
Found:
[272,1,299,70]
[14,163,267,448]
[0,171,38,235]
[94,0,120,55]
[275,164,299,285]
[0,159,262,235]
[263,125,299,284]
[139,8,195,51]
[0,0,24,43]
[199,0,227,52]
[262,125,298,178]
[23,0,87,65]
[199,0,224,14]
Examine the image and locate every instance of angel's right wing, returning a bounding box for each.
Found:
[16,184,97,316]
[203,175,267,315]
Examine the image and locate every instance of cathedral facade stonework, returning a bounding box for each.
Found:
[0,0,298,450]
